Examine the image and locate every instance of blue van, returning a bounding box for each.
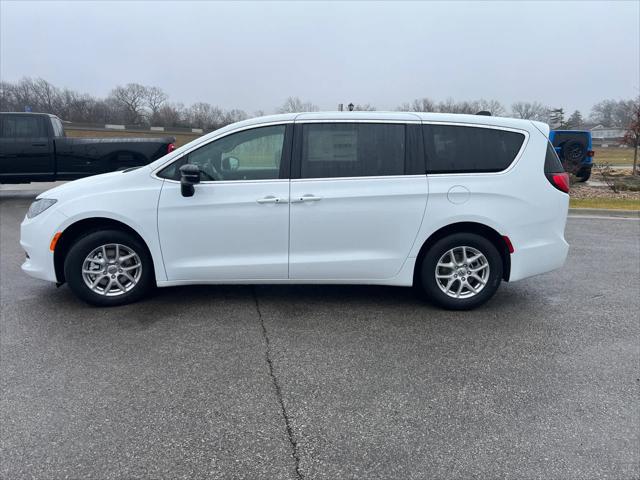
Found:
[549,130,594,182]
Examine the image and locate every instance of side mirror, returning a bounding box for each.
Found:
[180,164,200,197]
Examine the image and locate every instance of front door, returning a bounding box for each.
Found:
[157,124,292,282]
[288,122,428,280]
[0,114,54,181]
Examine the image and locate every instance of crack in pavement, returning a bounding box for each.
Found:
[252,286,304,480]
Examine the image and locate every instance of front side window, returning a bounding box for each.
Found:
[423,125,525,173]
[0,116,46,139]
[300,123,405,178]
[158,125,286,181]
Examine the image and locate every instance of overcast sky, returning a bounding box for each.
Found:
[1,0,638,115]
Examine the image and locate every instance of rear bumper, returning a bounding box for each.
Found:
[509,234,569,281]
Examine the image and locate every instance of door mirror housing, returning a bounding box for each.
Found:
[180,164,201,197]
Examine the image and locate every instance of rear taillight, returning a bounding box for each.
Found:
[587,150,595,157]
[545,142,569,194]
[167,143,176,154]
[546,172,570,194]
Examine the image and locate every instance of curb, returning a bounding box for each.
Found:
[569,208,639,218]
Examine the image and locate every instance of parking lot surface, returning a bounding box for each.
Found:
[1,188,639,479]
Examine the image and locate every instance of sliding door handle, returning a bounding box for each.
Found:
[257,195,287,204]
[291,195,322,203]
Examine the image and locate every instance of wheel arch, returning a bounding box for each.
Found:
[53,217,155,284]
[413,221,511,285]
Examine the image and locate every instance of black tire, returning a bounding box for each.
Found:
[575,166,591,182]
[64,229,154,306]
[419,233,503,310]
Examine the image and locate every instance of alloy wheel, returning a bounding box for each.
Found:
[435,246,490,299]
[81,243,142,296]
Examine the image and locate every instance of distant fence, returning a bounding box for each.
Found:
[63,122,206,147]
[64,121,207,134]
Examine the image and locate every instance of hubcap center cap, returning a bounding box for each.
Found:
[107,265,118,274]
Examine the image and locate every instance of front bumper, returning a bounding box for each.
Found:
[20,209,67,283]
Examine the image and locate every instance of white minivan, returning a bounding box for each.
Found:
[20,112,570,309]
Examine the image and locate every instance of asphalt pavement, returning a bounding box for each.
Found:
[1,189,638,479]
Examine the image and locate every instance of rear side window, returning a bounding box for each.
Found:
[423,125,525,173]
[300,123,405,178]
[0,116,47,138]
[544,141,565,173]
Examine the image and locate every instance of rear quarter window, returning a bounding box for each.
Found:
[423,125,525,174]
[544,141,565,173]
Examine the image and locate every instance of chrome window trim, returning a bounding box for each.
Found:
[291,174,426,183]
[161,178,289,186]
[162,174,426,186]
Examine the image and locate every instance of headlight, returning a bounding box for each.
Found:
[27,198,57,219]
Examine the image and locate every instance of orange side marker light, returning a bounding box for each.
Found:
[50,232,62,251]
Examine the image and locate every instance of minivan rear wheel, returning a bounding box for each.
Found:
[64,229,154,306]
[419,233,502,310]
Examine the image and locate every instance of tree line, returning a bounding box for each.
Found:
[0,77,637,131]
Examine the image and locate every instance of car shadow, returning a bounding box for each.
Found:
[7,279,542,333]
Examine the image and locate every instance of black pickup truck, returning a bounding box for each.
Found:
[0,112,175,183]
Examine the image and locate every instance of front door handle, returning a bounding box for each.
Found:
[31,143,47,147]
[256,195,287,204]
[291,194,322,203]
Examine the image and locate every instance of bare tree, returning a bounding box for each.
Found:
[437,97,460,113]
[397,97,436,112]
[477,99,506,116]
[278,96,318,113]
[156,103,186,128]
[622,98,640,175]
[145,86,168,125]
[511,101,549,121]
[438,98,481,114]
[31,78,62,114]
[187,102,224,130]
[353,103,376,111]
[110,83,149,124]
[0,81,17,111]
[590,99,616,126]
[8,78,38,113]
[613,99,637,127]
[222,109,248,125]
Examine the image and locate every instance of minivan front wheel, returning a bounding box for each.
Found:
[64,229,154,306]
[420,233,503,310]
